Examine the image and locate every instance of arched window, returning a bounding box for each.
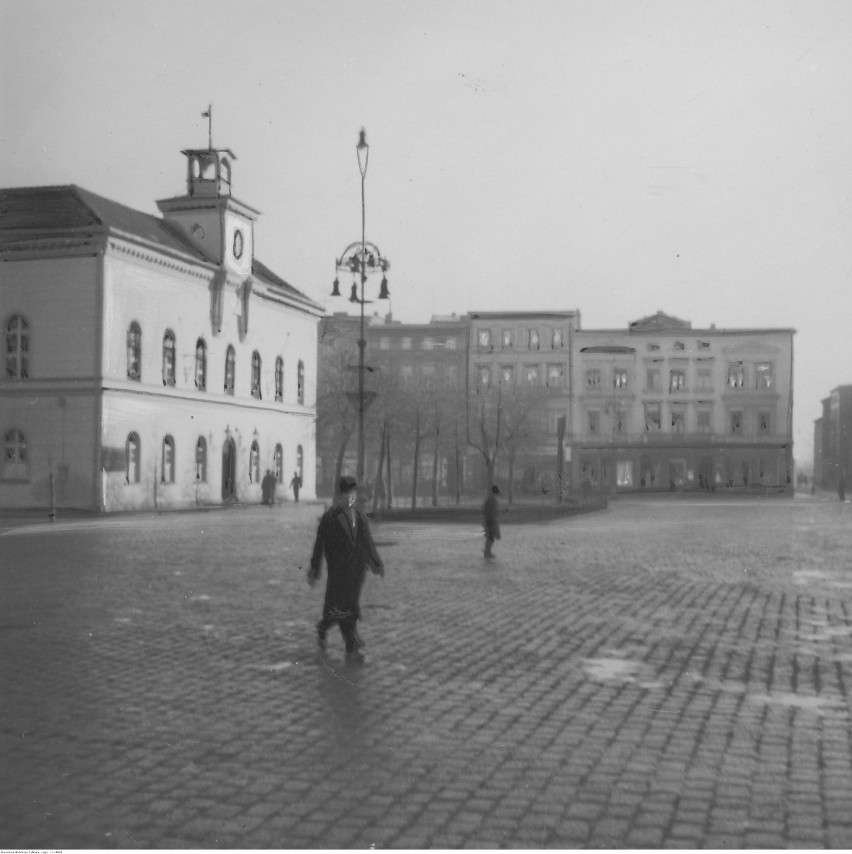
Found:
[195,436,207,482]
[296,444,304,480]
[2,428,28,480]
[249,440,260,484]
[275,356,284,402]
[274,444,283,482]
[162,435,175,483]
[162,330,176,387]
[125,432,140,483]
[127,322,141,381]
[224,345,235,394]
[251,351,262,399]
[297,360,305,404]
[195,339,207,390]
[4,315,30,381]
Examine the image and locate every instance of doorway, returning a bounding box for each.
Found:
[222,437,236,501]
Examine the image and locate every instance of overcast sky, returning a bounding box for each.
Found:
[2,0,850,465]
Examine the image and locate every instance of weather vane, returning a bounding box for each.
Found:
[201,104,212,150]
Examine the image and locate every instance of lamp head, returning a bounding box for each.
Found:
[378,276,390,300]
[357,127,369,176]
[349,283,360,303]
[331,277,340,297]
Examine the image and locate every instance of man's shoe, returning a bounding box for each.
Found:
[346,647,367,663]
[316,623,327,650]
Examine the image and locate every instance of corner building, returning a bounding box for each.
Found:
[1,146,323,511]
[571,311,794,494]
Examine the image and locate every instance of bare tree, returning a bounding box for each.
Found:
[500,386,548,504]
[467,383,503,489]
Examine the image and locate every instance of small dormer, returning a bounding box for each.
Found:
[182,148,237,198]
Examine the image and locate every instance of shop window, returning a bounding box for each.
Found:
[5,315,30,380]
[126,322,141,381]
[616,460,633,486]
[2,428,28,480]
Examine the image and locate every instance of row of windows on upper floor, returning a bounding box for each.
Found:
[125,323,306,402]
[584,361,774,393]
[476,328,565,351]
[476,363,566,389]
[0,427,304,486]
[4,315,309,403]
[582,404,775,436]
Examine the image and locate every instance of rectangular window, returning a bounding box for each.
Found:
[421,337,434,350]
[529,329,540,350]
[759,411,771,433]
[379,336,390,350]
[586,368,601,387]
[421,364,435,390]
[400,365,413,388]
[588,410,600,434]
[552,328,563,348]
[671,408,685,434]
[696,368,713,391]
[755,362,773,390]
[614,408,627,433]
[697,340,711,350]
[478,330,491,349]
[645,403,662,432]
[727,362,744,389]
[478,365,490,388]
[730,411,743,433]
[401,337,412,350]
[526,365,540,386]
[501,365,514,385]
[616,460,633,486]
[647,368,661,391]
[502,329,513,348]
[670,370,686,392]
[697,410,712,433]
[547,364,563,387]
[613,368,628,389]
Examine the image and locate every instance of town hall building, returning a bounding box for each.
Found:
[1,145,323,512]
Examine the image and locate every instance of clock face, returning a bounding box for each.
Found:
[233,229,244,259]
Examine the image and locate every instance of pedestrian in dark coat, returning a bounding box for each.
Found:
[482,484,501,559]
[308,476,384,660]
[290,471,302,503]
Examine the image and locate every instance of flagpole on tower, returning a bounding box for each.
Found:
[202,104,212,150]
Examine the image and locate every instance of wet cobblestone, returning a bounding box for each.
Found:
[2,495,851,847]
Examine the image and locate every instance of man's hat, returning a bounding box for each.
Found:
[339,476,357,494]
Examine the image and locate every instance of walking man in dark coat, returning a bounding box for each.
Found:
[290,471,302,503]
[483,484,501,559]
[308,476,384,661]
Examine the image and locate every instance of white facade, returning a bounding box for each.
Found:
[1,147,323,511]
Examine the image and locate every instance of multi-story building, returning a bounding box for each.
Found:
[1,144,322,511]
[467,311,581,495]
[570,311,794,493]
[813,385,852,492]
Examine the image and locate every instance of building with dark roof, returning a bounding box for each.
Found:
[813,385,852,494]
[1,145,323,511]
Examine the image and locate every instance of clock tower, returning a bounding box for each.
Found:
[157,147,258,278]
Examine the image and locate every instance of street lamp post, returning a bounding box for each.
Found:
[331,128,390,484]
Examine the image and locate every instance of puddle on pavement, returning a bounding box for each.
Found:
[113,617,132,624]
[748,691,849,716]
[246,662,293,672]
[582,652,664,689]
[188,594,210,602]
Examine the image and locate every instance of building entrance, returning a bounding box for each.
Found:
[222,438,236,501]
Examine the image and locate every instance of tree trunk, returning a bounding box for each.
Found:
[333,430,351,500]
[431,407,440,507]
[508,452,515,505]
[411,407,421,511]
[454,421,461,506]
[386,428,392,508]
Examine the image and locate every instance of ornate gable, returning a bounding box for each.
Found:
[628,311,692,333]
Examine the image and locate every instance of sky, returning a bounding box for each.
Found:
[2,0,851,466]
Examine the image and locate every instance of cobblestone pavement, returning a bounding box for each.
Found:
[2,496,852,849]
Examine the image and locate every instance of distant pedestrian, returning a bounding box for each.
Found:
[375,477,386,509]
[482,484,501,559]
[261,469,276,506]
[290,471,302,503]
[307,476,384,661]
[839,472,846,502]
